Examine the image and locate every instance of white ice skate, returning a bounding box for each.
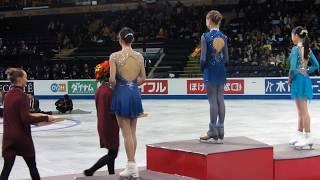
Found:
[294,133,314,150]
[217,139,224,144]
[119,161,140,180]
[289,131,303,146]
[200,134,219,144]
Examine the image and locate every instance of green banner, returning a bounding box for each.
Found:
[67,81,97,94]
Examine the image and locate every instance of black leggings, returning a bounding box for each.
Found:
[0,156,40,180]
[85,149,118,175]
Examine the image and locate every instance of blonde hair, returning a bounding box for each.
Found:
[207,10,223,25]
[5,68,26,84]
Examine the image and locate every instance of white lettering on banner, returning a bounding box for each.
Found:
[265,81,274,93]
[225,82,242,92]
[71,83,94,93]
[276,81,287,92]
[313,80,320,93]
[140,80,168,94]
[189,82,205,92]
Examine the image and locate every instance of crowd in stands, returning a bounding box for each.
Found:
[0,0,320,80]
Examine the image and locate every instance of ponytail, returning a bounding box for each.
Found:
[292,26,310,60]
[302,34,310,60]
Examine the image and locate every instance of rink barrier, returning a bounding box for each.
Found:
[1,77,320,99]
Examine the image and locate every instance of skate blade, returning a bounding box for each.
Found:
[119,176,141,180]
[294,144,314,150]
[199,138,219,144]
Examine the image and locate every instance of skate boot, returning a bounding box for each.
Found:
[120,161,139,179]
[295,133,314,150]
[200,128,219,143]
[217,127,224,144]
[83,169,93,176]
[289,131,303,146]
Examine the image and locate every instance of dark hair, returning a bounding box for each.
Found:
[119,27,135,44]
[207,10,223,25]
[292,26,310,60]
[64,94,70,99]
[5,68,25,84]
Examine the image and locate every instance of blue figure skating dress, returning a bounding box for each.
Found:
[200,29,229,86]
[110,49,144,119]
[111,74,143,118]
[289,45,319,100]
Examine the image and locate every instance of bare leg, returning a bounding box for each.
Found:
[117,115,135,161]
[301,100,311,133]
[130,118,138,157]
[295,100,303,132]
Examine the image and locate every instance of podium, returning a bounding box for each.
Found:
[273,144,320,180]
[147,136,273,180]
[52,137,320,180]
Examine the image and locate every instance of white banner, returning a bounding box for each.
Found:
[1,77,320,99]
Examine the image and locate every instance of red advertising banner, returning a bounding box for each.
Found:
[187,79,244,94]
[140,80,168,94]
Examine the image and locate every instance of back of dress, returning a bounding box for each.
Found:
[110,48,144,83]
[110,48,145,119]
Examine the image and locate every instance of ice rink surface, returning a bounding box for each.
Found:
[1,99,320,179]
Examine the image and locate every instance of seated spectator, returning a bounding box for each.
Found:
[28,94,52,115]
[55,94,73,113]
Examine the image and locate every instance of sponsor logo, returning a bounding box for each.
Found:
[140,80,168,94]
[187,79,245,94]
[265,78,320,94]
[50,83,66,93]
[0,81,34,94]
[67,81,97,94]
[265,79,290,94]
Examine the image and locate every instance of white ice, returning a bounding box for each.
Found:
[1,99,320,179]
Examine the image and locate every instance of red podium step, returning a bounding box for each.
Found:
[273,144,320,180]
[147,136,273,180]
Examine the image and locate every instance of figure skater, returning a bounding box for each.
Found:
[199,10,229,144]
[288,26,319,149]
[1,68,57,180]
[84,61,120,176]
[109,27,146,178]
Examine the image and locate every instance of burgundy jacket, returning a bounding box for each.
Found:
[2,86,48,157]
[95,83,119,150]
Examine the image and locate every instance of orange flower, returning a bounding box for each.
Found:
[95,60,110,80]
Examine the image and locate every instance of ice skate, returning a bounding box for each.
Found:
[200,134,218,143]
[294,133,314,150]
[217,139,223,144]
[119,161,140,180]
[289,131,303,146]
[200,127,220,144]
[217,127,224,140]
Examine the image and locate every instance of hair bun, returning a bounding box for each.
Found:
[119,27,135,44]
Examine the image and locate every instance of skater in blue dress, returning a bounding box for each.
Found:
[109,27,146,178]
[199,10,229,144]
[288,26,319,149]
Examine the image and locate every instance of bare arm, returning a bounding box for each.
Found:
[137,54,146,85]
[109,54,117,88]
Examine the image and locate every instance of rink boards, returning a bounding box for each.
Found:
[1,77,320,99]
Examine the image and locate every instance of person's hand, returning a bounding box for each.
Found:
[48,115,60,122]
[288,77,291,86]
